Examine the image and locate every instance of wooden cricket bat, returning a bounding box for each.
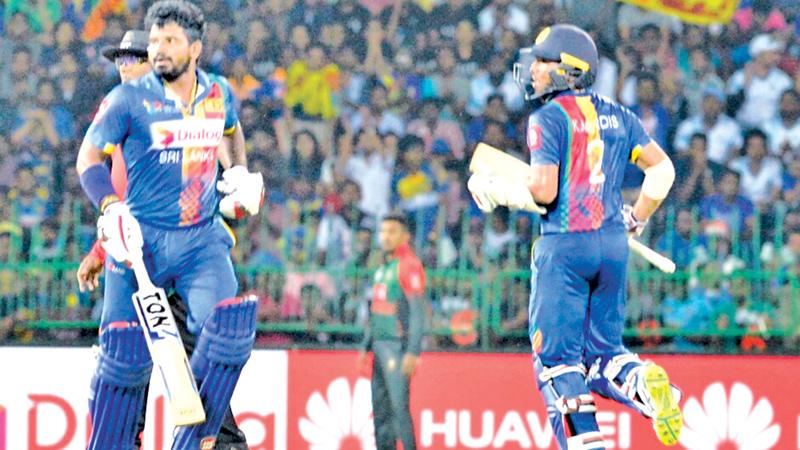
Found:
[130,256,206,426]
[470,142,677,273]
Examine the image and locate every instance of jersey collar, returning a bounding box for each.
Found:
[392,242,414,259]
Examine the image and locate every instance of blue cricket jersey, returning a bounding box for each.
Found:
[85,70,238,228]
[527,91,652,234]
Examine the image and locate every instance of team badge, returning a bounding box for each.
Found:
[527,123,542,151]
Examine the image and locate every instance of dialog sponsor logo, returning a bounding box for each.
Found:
[149,119,224,150]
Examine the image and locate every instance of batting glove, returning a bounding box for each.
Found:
[467,173,544,214]
[97,202,143,265]
[621,204,647,236]
[217,165,265,219]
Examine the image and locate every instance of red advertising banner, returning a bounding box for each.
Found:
[288,351,800,450]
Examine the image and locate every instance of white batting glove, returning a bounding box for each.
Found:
[217,165,265,219]
[467,173,544,214]
[621,204,647,236]
[97,202,143,265]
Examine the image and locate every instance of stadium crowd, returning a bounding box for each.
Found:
[1,0,800,352]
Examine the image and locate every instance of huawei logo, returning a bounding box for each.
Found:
[299,377,376,450]
[680,382,780,450]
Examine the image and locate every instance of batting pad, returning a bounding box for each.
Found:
[171,296,257,450]
[88,324,153,450]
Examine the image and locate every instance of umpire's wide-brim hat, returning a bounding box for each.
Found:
[102,30,149,62]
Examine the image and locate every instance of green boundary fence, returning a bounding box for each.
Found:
[1,262,797,351]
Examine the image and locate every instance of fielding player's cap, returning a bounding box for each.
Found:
[102,30,149,62]
[528,24,598,79]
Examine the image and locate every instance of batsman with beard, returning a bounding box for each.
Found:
[76,28,249,450]
[357,213,426,450]
[75,1,264,448]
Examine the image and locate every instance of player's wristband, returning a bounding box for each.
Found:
[79,163,117,211]
[89,239,106,261]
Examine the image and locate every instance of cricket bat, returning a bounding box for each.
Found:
[130,256,206,426]
[470,142,677,273]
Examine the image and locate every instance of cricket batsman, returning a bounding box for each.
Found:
[76,28,248,449]
[468,24,682,449]
[357,213,426,450]
[75,1,263,448]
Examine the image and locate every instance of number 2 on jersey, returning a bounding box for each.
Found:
[587,139,605,185]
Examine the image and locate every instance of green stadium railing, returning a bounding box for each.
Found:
[1,199,799,352]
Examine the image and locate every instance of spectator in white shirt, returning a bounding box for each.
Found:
[467,53,524,115]
[727,34,793,129]
[761,89,800,160]
[728,129,783,206]
[477,0,530,37]
[340,127,395,222]
[674,87,743,164]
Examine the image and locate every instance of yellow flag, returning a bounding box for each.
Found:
[619,0,741,25]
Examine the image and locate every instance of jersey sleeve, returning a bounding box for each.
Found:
[215,76,239,135]
[527,109,562,166]
[623,107,653,163]
[398,257,426,299]
[85,85,131,155]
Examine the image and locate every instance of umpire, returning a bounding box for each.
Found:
[357,213,426,450]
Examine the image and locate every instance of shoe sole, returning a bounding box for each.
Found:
[643,364,682,446]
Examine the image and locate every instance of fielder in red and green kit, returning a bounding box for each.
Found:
[358,214,426,450]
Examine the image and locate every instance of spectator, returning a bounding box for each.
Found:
[407,98,466,159]
[467,52,523,115]
[673,133,727,206]
[630,72,670,149]
[680,46,726,118]
[348,83,405,137]
[729,128,783,206]
[341,127,395,222]
[392,135,440,236]
[727,34,793,128]
[467,93,516,147]
[453,20,482,79]
[289,130,324,184]
[655,209,696,270]
[483,207,515,262]
[1,46,38,102]
[761,89,800,159]
[673,87,743,165]
[227,57,263,104]
[423,44,471,113]
[700,171,755,237]
[316,194,352,268]
[286,44,340,121]
[11,79,74,149]
[477,0,530,38]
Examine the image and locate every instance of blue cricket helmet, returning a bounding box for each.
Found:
[514,24,598,100]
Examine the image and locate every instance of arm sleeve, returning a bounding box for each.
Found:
[85,85,131,153]
[360,317,372,352]
[217,76,240,134]
[623,107,653,163]
[527,110,562,166]
[399,257,426,356]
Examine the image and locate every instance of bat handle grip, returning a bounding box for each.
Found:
[129,253,156,291]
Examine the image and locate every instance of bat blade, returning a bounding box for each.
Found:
[628,238,676,274]
[132,272,206,426]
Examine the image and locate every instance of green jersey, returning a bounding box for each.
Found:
[363,243,426,354]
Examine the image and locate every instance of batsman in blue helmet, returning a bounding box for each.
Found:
[468,24,683,449]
